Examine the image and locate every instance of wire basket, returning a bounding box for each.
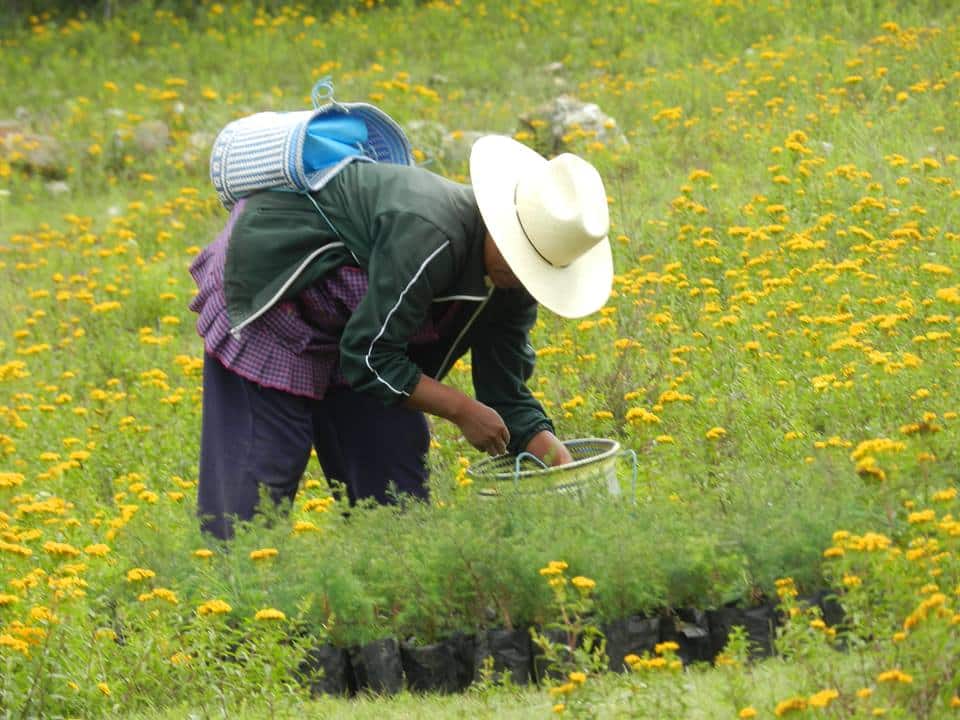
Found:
[465,437,636,499]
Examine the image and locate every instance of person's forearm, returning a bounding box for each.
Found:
[404,375,510,456]
[525,430,573,466]
[403,374,471,423]
[406,379,564,463]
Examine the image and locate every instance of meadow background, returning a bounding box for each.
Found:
[0,0,958,717]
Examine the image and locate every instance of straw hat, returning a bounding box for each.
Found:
[470,135,613,318]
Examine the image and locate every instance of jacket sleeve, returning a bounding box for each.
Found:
[471,294,555,455]
[339,214,455,405]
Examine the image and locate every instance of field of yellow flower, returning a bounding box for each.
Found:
[1,0,959,717]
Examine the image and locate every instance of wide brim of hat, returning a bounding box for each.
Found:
[469,135,613,319]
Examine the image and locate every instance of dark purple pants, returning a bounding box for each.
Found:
[198,354,430,540]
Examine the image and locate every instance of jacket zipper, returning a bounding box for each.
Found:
[434,286,494,379]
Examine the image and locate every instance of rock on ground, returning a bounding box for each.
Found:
[519,95,628,153]
[1,121,66,177]
[133,120,170,155]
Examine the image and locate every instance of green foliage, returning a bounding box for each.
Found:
[1,0,960,716]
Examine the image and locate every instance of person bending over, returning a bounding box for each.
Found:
[189,135,613,539]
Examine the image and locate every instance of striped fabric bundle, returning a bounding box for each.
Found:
[210,79,414,210]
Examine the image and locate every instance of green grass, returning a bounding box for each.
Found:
[1,0,959,717]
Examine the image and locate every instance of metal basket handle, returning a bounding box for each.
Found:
[617,448,638,502]
[513,451,548,487]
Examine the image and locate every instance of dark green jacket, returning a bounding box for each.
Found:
[223,162,553,454]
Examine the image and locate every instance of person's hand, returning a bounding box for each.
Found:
[403,376,509,455]
[454,398,510,456]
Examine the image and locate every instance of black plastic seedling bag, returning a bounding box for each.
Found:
[707,602,779,658]
[349,637,404,695]
[659,608,713,665]
[816,589,846,628]
[299,643,352,696]
[401,633,476,693]
[602,615,660,672]
[473,627,532,685]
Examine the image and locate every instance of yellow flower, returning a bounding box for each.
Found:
[932,487,957,502]
[29,606,58,624]
[126,568,155,582]
[303,496,337,513]
[249,547,278,561]
[635,656,667,670]
[43,541,81,557]
[808,688,839,708]
[877,669,912,684]
[254,608,286,622]
[626,407,660,424]
[97,682,111,696]
[774,697,808,716]
[568,671,586,684]
[197,599,232,616]
[571,576,596,592]
[739,708,757,719]
[0,634,30,655]
[193,548,214,559]
[142,588,178,604]
[552,704,565,714]
[705,426,726,440]
[655,641,679,655]
[0,472,24,488]
[293,520,320,534]
[539,560,568,576]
